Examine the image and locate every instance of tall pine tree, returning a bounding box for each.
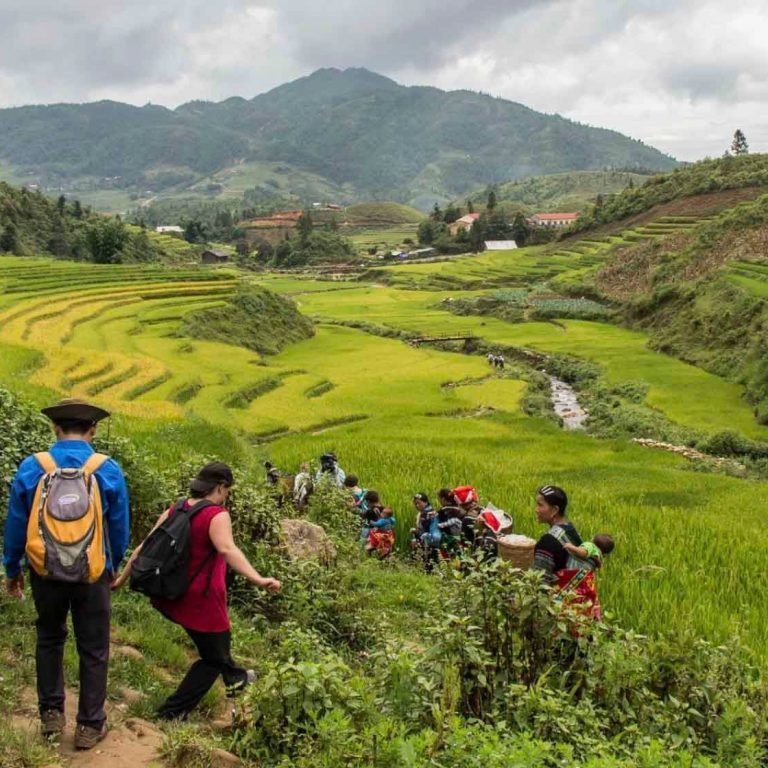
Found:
[731,129,749,156]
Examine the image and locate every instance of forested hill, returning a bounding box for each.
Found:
[0,67,676,208]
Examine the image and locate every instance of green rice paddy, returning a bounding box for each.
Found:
[2,205,768,662]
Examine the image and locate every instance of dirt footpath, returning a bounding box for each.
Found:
[12,687,164,768]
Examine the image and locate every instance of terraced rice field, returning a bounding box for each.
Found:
[290,282,765,437]
[725,260,768,297]
[348,224,420,253]
[377,215,710,290]
[3,203,768,661]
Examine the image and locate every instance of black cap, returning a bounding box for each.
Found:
[413,492,429,503]
[190,462,234,493]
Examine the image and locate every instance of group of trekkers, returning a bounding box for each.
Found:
[487,352,506,369]
[2,397,614,753]
[296,453,615,623]
[3,398,281,749]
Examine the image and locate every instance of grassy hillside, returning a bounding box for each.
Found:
[0,68,676,210]
[345,201,425,226]
[592,191,768,419]
[569,153,768,233]
[466,170,650,213]
[0,181,198,263]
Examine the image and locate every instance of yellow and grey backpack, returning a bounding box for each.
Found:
[25,452,110,583]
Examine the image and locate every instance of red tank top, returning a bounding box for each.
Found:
[152,501,230,632]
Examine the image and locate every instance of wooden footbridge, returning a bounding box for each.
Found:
[408,330,475,347]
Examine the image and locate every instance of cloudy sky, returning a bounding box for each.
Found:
[0,0,766,161]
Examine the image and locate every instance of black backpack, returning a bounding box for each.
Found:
[129,498,216,600]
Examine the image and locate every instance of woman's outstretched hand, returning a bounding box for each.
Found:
[258,577,282,593]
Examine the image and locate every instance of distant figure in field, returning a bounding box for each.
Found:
[315,452,346,487]
[452,485,480,547]
[343,474,366,509]
[293,462,313,511]
[497,354,505,369]
[264,461,294,509]
[264,461,280,486]
[435,488,463,554]
[366,507,396,558]
[358,490,383,544]
[532,485,602,620]
[410,493,434,548]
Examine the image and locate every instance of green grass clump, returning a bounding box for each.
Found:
[180,284,314,355]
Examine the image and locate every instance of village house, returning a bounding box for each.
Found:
[239,210,304,247]
[529,212,580,228]
[155,225,184,235]
[201,248,230,265]
[484,240,518,250]
[448,212,481,236]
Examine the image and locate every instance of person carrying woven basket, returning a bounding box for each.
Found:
[532,485,602,621]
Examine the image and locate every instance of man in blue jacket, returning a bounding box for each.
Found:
[3,398,129,750]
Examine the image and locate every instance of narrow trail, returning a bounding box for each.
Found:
[13,686,164,768]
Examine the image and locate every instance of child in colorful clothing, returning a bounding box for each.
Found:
[563,533,614,571]
[367,508,396,557]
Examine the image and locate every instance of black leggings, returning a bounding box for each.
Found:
[157,628,247,719]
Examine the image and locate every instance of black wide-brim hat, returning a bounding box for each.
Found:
[41,398,111,423]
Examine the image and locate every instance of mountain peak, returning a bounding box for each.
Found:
[255,67,400,104]
[307,67,399,88]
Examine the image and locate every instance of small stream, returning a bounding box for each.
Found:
[550,377,588,429]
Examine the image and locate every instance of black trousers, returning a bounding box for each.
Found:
[157,628,247,719]
[29,570,111,728]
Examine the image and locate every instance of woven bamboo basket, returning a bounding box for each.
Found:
[497,534,536,569]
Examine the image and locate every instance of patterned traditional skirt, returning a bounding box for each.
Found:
[368,529,395,557]
[555,568,602,621]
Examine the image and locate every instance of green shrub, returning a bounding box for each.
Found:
[233,625,372,760]
[0,388,50,520]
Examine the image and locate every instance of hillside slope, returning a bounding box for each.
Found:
[582,156,768,422]
[0,68,676,208]
[465,170,651,213]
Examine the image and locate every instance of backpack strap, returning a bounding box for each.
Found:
[34,452,57,474]
[82,452,110,478]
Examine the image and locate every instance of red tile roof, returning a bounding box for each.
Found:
[531,212,579,221]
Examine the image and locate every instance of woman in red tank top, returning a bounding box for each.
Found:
[115,462,281,720]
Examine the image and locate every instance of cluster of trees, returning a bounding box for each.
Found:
[240,211,355,269]
[417,191,553,253]
[129,196,294,251]
[0,183,162,263]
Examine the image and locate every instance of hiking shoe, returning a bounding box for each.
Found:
[40,709,65,737]
[74,722,108,750]
[225,670,256,698]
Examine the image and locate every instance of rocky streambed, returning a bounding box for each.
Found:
[550,377,588,429]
